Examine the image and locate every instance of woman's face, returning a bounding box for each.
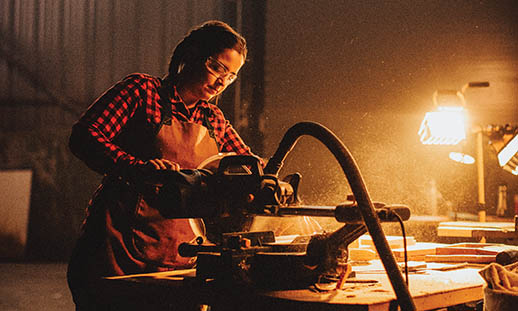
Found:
[183,48,245,104]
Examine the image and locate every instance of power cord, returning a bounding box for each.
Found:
[394,212,409,286]
[264,121,415,310]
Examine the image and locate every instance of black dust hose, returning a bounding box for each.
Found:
[264,121,416,311]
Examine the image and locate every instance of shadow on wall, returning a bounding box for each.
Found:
[0,105,100,261]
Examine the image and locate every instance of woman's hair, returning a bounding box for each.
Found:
[167,20,247,82]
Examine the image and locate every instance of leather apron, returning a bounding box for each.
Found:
[111,118,219,272]
[68,113,219,307]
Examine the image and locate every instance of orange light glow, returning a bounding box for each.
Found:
[448,151,475,164]
[418,107,467,145]
[497,134,518,167]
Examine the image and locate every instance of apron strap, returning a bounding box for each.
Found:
[158,78,220,151]
[202,107,220,151]
[157,79,173,132]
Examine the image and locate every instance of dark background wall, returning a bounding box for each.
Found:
[1,0,517,261]
[263,1,518,216]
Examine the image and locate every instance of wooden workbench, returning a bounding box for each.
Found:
[100,260,485,311]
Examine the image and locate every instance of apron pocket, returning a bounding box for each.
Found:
[131,191,198,268]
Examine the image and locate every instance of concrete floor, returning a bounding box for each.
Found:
[0,262,75,311]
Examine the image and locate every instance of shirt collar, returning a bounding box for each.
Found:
[170,85,211,115]
[171,85,183,103]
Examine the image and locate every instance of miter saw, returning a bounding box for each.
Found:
[156,122,416,310]
[177,154,410,286]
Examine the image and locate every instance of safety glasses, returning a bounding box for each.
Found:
[205,56,238,84]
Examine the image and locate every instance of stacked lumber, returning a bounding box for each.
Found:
[348,235,441,262]
[348,234,518,264]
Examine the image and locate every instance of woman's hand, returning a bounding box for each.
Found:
[127,159,181,184]
[147,159,181,171]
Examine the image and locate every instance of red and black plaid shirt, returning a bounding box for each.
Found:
[72,73,256,175]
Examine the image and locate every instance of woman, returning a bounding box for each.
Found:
[67,20,259,309]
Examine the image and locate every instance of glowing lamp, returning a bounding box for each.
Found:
[418,82,493,224]
[489,126,518,175]
[418,91,467,145]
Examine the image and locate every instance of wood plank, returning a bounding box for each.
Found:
[472,230,518,239]
[435,243,504,256]
[350,242,446,262]
[438,221,515,229]
[359,235,416,249]
[392,242,444,259]
[437,226,476,237]
[349,248,377,261]
[437,221,516,237]
[424,254,495,263]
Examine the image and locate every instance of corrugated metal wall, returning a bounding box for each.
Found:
[0,0,230,110]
